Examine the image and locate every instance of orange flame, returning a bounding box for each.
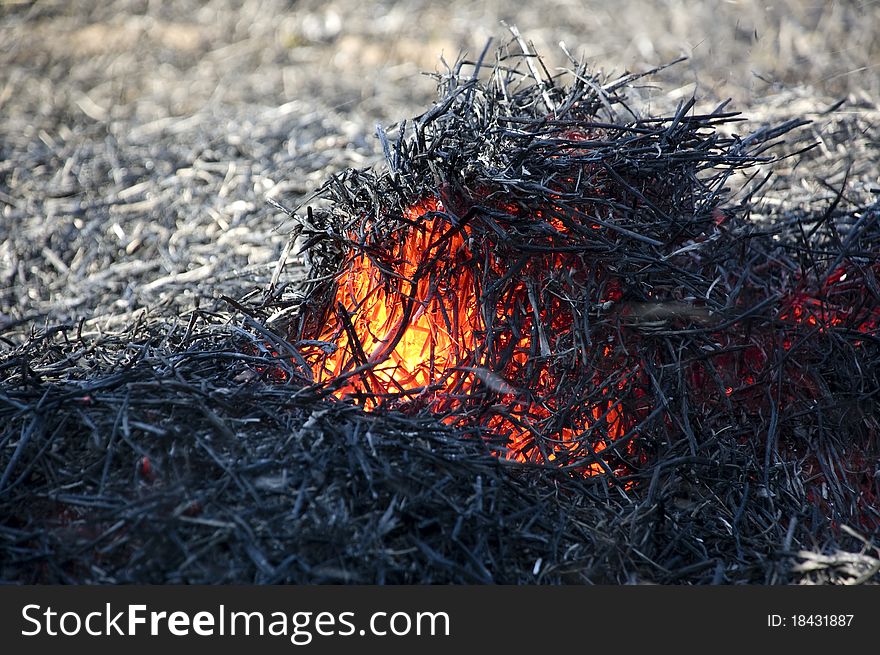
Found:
[304,196,626,472]
[310,197,481,399]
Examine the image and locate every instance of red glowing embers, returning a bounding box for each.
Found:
[302,194,631,472]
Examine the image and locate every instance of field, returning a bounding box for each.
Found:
[1,0,879,583]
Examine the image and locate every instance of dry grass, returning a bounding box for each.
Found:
[1,0,878,584]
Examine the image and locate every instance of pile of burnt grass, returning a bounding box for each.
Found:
[1,39,878,584]
[2,302,878,584]
[289,40,879,529]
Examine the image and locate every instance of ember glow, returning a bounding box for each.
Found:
[302,190,878,483]
[311,197,480,400]
[304,193,630,472]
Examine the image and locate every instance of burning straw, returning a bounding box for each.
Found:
[1,37,878,584]
[286,39,879,524]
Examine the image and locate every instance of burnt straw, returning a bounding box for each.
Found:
[292,44,878,520]
[2,43,879,583]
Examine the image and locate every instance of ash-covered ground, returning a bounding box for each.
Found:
[1,1,879,583]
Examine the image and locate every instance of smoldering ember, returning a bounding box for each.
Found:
[2,38,879,584]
